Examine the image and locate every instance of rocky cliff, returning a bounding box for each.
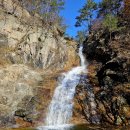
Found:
[0,0,79,127]
[74,27,130,126]
[0,0,79,70]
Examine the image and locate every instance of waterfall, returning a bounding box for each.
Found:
[45,45,87,125]
[37,45,98,130]
[78,45,86,67]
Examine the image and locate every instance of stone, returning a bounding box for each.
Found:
[81,24,130,125]
[0,64,54,127]
[0,2,80,127]
[0,0,79,70]
[0,33,8,46]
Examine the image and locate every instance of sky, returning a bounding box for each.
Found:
[60,0,86,37]
[60,0,101,38]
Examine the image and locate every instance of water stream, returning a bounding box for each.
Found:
[37,45,90,130]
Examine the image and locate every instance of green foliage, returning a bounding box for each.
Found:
[98,0,123,16]
[103,14,118,32]
[103,14,119,40]
[21,0,65,26]
[75,30,86,44]
[75,0,123,32]
[75,0,97,29]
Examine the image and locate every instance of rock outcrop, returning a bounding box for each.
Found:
[0,0,79,71]
[0,65,50,127]
[0,0,79,127]
[74,28,130,126]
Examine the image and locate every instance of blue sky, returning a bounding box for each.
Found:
[60,0,86,37]
[60,0,101,37]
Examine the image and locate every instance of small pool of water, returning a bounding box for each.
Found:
[2,124,130,130]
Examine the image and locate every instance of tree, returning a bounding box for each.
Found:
[41,0,65,23]
[103,14,118,41]
[20,0,65,25]
[75,0,97,30]
[75,30,86,44]
[98,0,123,17]
[56,16,68,33]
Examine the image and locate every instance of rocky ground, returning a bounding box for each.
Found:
[73,26,130,126]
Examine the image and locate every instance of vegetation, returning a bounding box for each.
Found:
[75,30,86,44]
[75,0,97,30]
[19,0,65,29]
[103,14,118,40]
[75,0,124,43]
[98,0,123,16]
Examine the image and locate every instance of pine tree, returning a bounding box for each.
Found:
[103,14,118,40]
[75,0,97,30]
[98,0,123,17]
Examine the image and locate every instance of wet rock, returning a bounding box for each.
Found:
[73,74,100,124]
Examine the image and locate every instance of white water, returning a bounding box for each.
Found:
[45,45,87,126]
[37,45,98,130]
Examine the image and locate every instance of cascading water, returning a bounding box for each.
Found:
[38,45,98,130]
[46,45,87,126]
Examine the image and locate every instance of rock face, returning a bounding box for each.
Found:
[0,64,55,127]
[0,0,79,127]
[74,29,130,126]
[73,74,100,125]
[0,0,79,70]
